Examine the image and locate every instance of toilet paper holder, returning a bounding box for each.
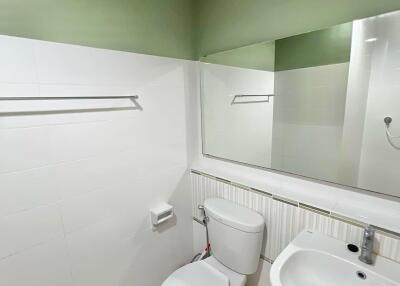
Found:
[150,203,174,226]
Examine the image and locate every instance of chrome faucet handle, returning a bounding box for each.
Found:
[364,225,375,236]
[359,225,375,265]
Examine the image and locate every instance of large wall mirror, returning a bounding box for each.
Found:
[200,10,400,198]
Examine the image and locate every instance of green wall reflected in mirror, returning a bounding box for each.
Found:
[201,41,276,71]
[201,23,352,72]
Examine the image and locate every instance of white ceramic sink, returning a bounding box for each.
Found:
[270,230,400,286]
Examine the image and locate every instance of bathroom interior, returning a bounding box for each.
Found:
[1,1,400,285]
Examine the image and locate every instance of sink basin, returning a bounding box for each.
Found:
[270,230,400,286]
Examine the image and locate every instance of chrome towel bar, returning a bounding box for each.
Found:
[0,95,139,101]
[0,95,141,114]
[231,94,274,104]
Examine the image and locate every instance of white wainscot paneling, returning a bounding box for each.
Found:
[191,172,400,264]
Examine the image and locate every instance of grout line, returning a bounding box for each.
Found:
[0,116,108,131]
[230,181,251,191]
[372,225,400,239]
[216,177,230,184]
[299,203,330,216]
[0,145,134,178]
[0,234,64,262]
[0,202,62,220]
[202,173,217,180]
[191,170,202,175]
[272,195,298,207]
[330,212,366,228]
[57,207,75,283]
[250,187,272,197]
[0,184,108,220]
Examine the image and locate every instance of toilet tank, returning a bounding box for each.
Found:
[204,198,264,275]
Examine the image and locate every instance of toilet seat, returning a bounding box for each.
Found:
[162,260,228,286]
[162,256,246,286]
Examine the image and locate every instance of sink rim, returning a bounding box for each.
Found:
[270,230,400,286]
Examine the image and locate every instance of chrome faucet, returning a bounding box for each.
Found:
[359,225,375,265]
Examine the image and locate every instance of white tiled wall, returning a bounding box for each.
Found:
[0,35,197,286]
[357,11,400,197]
[339,19,374,186]
[272,63,349,183]
[201,63,274,167]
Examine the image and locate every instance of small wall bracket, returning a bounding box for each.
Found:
[384,116,392,126]
[231,94,274,104]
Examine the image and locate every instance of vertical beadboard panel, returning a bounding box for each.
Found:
[329,219,364,246]
[299,208,332,235]
[190,172,400,263]
[266,199,300,260]
[375,232,400,262]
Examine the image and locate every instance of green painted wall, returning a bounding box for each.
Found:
[0,0,196,60]
[195,0,400,57]
[2,1,400,61]
[200,41,275,71]
[200,22,352,72]
[275,23,352,71]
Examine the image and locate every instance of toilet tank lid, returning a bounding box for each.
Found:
[204,198,264,233]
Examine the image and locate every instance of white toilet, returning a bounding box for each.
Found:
[162,198,265,286]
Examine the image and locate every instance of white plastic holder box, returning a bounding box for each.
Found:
[150,203,174,226]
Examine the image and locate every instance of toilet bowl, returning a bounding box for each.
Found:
[162,198,265,286]
[162,256,246,286]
